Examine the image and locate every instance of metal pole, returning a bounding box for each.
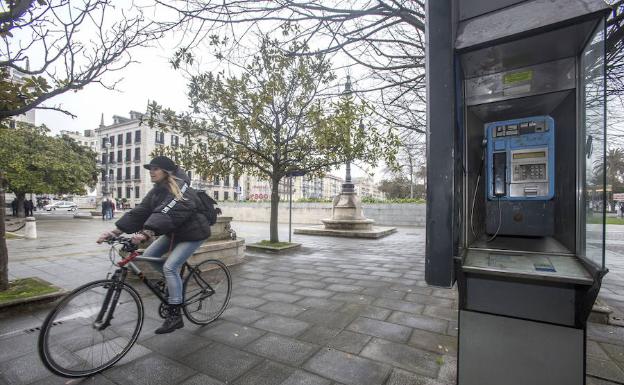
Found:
[289,176,293,243]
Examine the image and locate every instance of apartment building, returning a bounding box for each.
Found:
[94,111,238,206]
[353,176,385,200]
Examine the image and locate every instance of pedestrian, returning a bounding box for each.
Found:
[620,202,624,218]
[111,200,116,219]
[97,156,211,334]
[101,198,111,220]
[25,199,34,216]
[11,199,17,217]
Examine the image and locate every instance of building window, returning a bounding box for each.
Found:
[224,191,229,200]
[126,132,132,144]
[109,169,114,181]
[116,167,122,181]
[117,133,123,146]
[109,152,115,163]
[155,131,164,144]
[117,150,122,164]
[126,187,131,198]
[213,191,219,200]
[135,186,140,199]
[134,165,140,179]
[234,177,239,187]
[126,148,131,162]
[101,153,107,164]
[213,176,220,185]
[135,130,141,142]
[125,167,131,180]
[171,135,179,147]
[117,187,122,198]
[224,176,230,187]
[109,136,115,147]
[234,192,238,201]
[101,139,107,149]
[134,147,140,161]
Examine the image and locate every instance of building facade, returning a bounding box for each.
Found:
[93,111,239,206]
[6,67,36,128]
[353,176,385,200]
[241,174,344,201]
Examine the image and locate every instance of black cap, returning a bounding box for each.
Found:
[143,156,178,172]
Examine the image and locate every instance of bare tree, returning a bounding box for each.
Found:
[0,0,162,120]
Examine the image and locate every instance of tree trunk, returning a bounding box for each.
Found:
[16,192,26,218]
[269,177,280,243]
[408,154,414,199]
[0,171,8,291]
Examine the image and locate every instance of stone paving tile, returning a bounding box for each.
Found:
[385,368,447,385]
[359,305,392,321]
[252,315,311,337]
[232,360,294,385]
[361,287,406,300]
[30,374,116,385]
[299,326,372,354]
[267,271,295,278]
[589,323,624,346]
[346,317,412,343]
[238,279,270,289]
[404,293,455,307]
[303,348,392,385]
[323,277,358,285]
[297,308,361,329]
[0,332,37,363]
[104,353,195,385]
[587,357,624,383]
[232,286,264,297]
[281,370,332,385]
[0,352,59,385]
[423,306,458,321]
[257,301,308,317]
[244,333,319,366]
[261,292,304,304]
[266,276,297,285]
[229,295,268,309]
[354,279,392,288]
[294,280,328,289]
[178,373,225,385]
[331,292,376,305]
[263,283,300,292]
[221,306,267,324]
[326,284,364,293]
[408,328,458,355]
[199,321,266,347]
[588,340,611,360]
[373,298,425,314]
[587,376,623,385]
[387,311,449,334]
[601,342,624,363]
[294,288,334,298]
[183,342,262,383]
[361,338,441,378]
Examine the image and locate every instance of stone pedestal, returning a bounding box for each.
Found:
[295,192,397,238]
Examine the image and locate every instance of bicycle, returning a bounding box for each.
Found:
[37,236,232,378]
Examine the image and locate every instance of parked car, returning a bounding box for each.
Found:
[44,201,78,211]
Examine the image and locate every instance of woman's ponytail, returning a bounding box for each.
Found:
[166,173,184,200]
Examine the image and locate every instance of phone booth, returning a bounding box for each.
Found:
[425,1,610,385]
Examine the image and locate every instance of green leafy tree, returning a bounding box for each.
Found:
[0,124,97,290]
[148,37,399,243]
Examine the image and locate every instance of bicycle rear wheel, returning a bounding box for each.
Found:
[183,259,232,325]
[38,280,144,377]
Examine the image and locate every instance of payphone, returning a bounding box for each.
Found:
[485,116,555,237]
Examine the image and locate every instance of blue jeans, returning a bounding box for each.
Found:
[143,235,203,305]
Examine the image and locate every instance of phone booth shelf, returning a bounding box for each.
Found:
[426,1,610,385]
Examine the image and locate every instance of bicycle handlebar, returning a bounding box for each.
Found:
[106,236,139,252]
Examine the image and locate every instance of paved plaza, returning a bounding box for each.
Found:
[1,216,624,384]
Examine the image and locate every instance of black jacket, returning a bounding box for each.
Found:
[115,168,211,242]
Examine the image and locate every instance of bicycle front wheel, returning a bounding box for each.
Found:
[38,280,144,377]
[183,259,232,325]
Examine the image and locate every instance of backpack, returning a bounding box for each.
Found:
[195,189,221,226]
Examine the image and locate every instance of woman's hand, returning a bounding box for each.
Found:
[96,229,122,244]
[131,233,148,245]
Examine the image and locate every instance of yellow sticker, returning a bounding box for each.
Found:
[503,70,533,85]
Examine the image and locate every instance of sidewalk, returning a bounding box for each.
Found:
[1,219,624,384]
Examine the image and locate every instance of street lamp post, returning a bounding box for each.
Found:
[103,139,111,197]
[341,75,355,194]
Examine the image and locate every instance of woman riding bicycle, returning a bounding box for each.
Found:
[97,155,211,334]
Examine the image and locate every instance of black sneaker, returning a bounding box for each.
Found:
[155,305,184,334]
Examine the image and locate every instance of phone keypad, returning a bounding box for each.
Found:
[514,164,546,180]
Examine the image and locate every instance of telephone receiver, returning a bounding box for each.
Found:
[493,152,507,196]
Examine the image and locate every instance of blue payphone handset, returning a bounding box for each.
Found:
[486,116,555,201]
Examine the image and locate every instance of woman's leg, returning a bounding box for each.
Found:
[162,240,204,305]
[142,235,171,274]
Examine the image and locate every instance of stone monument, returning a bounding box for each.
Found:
[294,76,396,239]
